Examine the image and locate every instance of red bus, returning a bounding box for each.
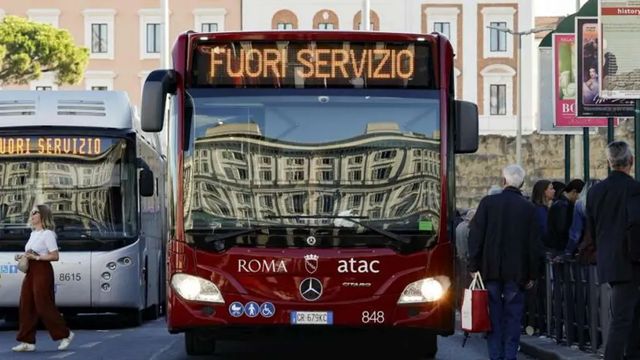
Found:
[141,31,478,358]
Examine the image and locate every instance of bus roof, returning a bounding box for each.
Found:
[0,91,134,130]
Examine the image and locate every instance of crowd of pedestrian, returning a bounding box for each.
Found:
[461,140,640,360]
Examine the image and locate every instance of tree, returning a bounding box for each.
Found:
[0,16,89,86]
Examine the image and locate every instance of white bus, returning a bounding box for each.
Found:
[0,91,166,325]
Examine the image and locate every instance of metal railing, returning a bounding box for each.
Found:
[524,258,610,353]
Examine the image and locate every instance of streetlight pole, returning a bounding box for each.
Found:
[362,0,371,31]
[161,0,170,69]
[486,25,554,165]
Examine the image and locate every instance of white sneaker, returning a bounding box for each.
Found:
[12,342,35,352]
[58,331,74,351]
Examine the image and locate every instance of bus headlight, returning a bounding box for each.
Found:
[170,273,224,304]
[397,276,450,304]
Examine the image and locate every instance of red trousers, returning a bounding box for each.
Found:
[16,260,70,344]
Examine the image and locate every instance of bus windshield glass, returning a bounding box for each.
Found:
[0,136,138,240]
[183,89,441,248]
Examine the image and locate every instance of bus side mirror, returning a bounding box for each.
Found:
[139,169,155,197]
[141,70,177,132]
[454,100,479,154]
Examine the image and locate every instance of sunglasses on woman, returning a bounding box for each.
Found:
[31,210,40,215]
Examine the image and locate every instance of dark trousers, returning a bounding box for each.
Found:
[16,260,70,344]
[605,281,640,360]
[487,281,525,360]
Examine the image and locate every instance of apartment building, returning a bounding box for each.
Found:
[0,0,241,109]
[0,0,537,135]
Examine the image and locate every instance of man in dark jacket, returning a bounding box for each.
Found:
[587,141,640,359]
[468,164,542,360]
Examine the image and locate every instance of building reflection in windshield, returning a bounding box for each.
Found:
[184,122,441,232]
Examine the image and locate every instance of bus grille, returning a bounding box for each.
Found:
[0,100,36,116]
[57,100,106,117]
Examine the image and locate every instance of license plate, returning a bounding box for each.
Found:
[290,311,333,325]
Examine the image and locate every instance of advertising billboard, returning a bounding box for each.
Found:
[576,17,635,116]
[599,1,640,99]
[553,33,607,127]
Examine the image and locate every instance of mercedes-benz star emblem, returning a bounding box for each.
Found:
[306,236,317,246]
[299,277,323,301]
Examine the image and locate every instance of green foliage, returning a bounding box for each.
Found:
[0,16,89,86]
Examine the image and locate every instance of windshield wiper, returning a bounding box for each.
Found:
[57,231,109,244]
[186,227,268,243]
[265,215,411,245]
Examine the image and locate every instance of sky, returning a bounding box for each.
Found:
[533,0,589,17]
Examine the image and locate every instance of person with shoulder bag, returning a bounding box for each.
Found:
[11,204,74,352]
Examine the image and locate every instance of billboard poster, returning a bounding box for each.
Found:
[599,0,640,99]
[576,17,635,117]
[552,34,607,127]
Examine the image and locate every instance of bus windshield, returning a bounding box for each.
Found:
[183,89,441,247]
[0,137,138,241]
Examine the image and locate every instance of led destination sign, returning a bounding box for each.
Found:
[0,136,104,156]
[192,41,435,88]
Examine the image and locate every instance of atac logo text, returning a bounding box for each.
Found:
[337,258,380,273]
[238,259,288,273]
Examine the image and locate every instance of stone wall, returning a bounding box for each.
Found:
[455,119,636,210]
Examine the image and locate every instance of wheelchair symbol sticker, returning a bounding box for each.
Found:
[260,302,275,318]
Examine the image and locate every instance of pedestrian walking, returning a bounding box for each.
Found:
[587,141,640,360]
[468,164,542,360]
[12,204,74,352]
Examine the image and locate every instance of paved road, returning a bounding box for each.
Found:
[0,316,535,359]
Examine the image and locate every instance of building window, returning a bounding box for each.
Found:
[139,9,161,59]
[353,10,380,31]
[349,156,363,165]
[317,195,334,214]
[277,23,293,30]
[201,23,218,32]
[260,196,273,208]
[289,194,305,213]
[349,195,362,208]
[35,86,53,91]
[193,8,227,33]
[272,10,299,30]
[91,23,108,53]
[313,10,339,30]
[260,157,272,165]
[27,9,61,27]
[371,192,385,205]
[260,170,272,181]
[372,166,392,180]
[146,23,161,53]
[433,22,450,38]
[374,150,396,161]
[84,70,115,91]
[348,170,362,181]
[489,21,507,52]
[318,23,334,30]
[318,171,333,181]
[84,9,116,59]
[490,84,507,115]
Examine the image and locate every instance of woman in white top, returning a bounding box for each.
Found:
[11,204,74,352]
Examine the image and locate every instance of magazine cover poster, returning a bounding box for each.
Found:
[576,17,634,117]
[553,33,607,127]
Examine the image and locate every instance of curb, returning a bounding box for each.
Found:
[519,336,601,360]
